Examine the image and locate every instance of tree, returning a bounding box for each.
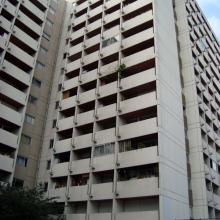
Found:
[0,184,64,220]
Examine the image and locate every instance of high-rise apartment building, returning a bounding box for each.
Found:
[1,0,220,219]
[175,0,220,218]
[38,0,189,219]
[0,0,65,187]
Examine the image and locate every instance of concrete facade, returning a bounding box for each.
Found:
[1,0,220,219]
[0,0,65,187]
[175,0,220,218]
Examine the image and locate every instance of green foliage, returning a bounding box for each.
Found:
[0,185,64,220]
[117,63,127,79]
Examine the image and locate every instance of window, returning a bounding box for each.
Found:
[39,46,48,55]
[42,31,51,41]
[211,160,217,171]
[32,77,41,88]
[58,84,62,91]
[36,61,45,70]
[52,119,57,128]
[46,19,54,28]
[49,6,56,15]
[17,156,28,167]
[13,178,24,187]
[49,139,54,149]
[102,35,120,48]
[47,160,51,170]
[94,143,114,157]
[55,101,59,109]
[43,182,48,192]
[28,95,38,104]
[20,134,31,145]
[24,114,35,125]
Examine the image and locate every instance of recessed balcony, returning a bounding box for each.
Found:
[0,154,14,173]
[119,117,157,140]
[68,185,88,202]
[0,129,18,150]
[49,187,66,202]
[115,211,159,220]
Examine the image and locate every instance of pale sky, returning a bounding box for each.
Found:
[197,0,220,40]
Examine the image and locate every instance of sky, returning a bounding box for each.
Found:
[197,0,220,40]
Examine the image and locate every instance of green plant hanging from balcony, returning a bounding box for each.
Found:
[117,63,127,79]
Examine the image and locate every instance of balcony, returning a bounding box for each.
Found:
[106,0,121,8]
[74,13,87,26]
[119,118,158,140]
[103,25,120,40]
[85,34,100,48]
[68,43,83,56]
[105,10,120,24]
[0,103,22,127]
[93,154,114,172]
[68,185,88,201]
[123,28,154,50]
[91,182,113,200]
[18,11,42,35]
[0,16,12,33]
[99,81,117,98]
[122,11,153,31]
[0,80,26,105]
[75,1,88,13]
[7,42,35,67]
[58,116,74,131]
[89,5,102,18]
[83,51,99,66]
[61,95,77,111]
[118,146,158,168]
[78,89,96,104]
[3,1,16,16]
[122,47,155,69]
[100,60,119,76]
[63,77,78,92]
[117,177,159,198]
[0,36,7,50]
[67,214,86,220]
[89,213,112,220]
[66,59,81,74]
[87,19,102,33]
[121,68,155,90]
[213,194,220,210]
[71,28,85,41]
[21,0,45,21]
[74,133,93,150]
[52,162,69,177]
[81,69,97,84]
[2,60,30,86]
[95,128,115,145]
[101,42,120,58]
[13,26,38,51]
[54,138,72,154]
[0,154,14,173]
[71,158,90,175]
[0,129,18,149]
[123,0,152,15]
[97,103,116,121]
[115,211,159,220]
[49,187,66,202]
[77,110,94,126]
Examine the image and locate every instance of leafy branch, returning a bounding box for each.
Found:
[117,63,127,79]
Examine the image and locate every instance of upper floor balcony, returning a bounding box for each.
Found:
[0,154,14,173]
[0,128,18,150]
